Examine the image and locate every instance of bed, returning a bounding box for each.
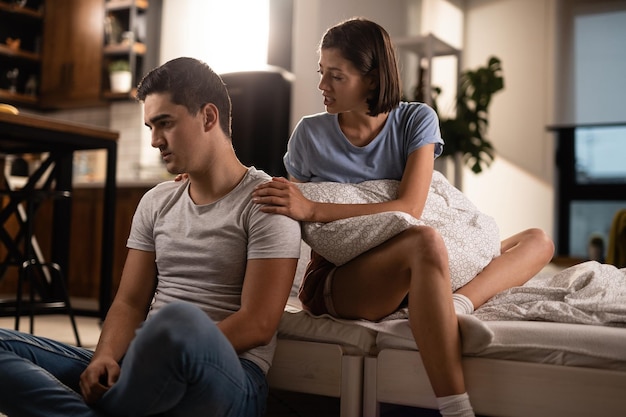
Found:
[268,255,626,417]
[364,258,626,416]
[266,177,626,416]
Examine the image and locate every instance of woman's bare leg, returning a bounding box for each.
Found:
[455,228,554,309]
[332,226,465,397]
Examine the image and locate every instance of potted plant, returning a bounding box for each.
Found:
[108,60,132,93]
[429,56,504,188]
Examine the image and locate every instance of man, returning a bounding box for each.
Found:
[0,57,301,417]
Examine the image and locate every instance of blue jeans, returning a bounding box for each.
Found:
[0,302,268,417]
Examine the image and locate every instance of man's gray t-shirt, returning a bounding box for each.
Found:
[126,167,301,373]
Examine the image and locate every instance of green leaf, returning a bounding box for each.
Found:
[424,56,504,174]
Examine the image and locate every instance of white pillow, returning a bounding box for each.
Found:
[296,171,501,291]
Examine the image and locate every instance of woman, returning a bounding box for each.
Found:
[252,17,554,417]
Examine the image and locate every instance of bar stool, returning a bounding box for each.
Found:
[0,156,81,346]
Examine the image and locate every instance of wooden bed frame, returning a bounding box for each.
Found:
[266,339,364,417]
[273,250,626,417]
[363,349,626,417]
[266,335,626,417]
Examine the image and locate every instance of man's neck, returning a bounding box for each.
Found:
[187,152,248,206]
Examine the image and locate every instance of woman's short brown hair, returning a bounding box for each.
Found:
[320,17,402,116]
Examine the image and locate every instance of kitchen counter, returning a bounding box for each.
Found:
[73,178,169,189]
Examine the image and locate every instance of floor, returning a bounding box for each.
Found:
[265,390,441,417]
[0,310,440,417]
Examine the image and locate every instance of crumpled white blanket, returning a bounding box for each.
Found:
[473,261,626,326]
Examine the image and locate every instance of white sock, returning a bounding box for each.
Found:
[452,293,474,315]
[436,392,475,417]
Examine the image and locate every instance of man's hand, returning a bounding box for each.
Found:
[79,357,121,405]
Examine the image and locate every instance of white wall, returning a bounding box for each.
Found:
[290,0,411,128]
[159,0,269,73]
[121,0,623,244]
[158,0,626,244]
[460,0,558,239]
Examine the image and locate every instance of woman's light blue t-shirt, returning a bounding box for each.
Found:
[283,102,444,183]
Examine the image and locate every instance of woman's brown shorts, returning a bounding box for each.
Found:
[298,250,410,317]
[297,250,338,316]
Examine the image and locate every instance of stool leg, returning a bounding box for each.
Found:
[19,259,37,334]
[29,261,36,334]
[20,259,42,335]
[46,262,81,347]
[12,189,82,347]
[20,260,82,347]
[15,259,42,333]
[15,265,24,332]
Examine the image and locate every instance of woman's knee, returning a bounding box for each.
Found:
[521,228,555,261]
[401,225,446,251]
[395,226,448,267]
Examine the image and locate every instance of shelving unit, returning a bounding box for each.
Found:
[394,33,464,187]
[102,0,156,99]
[393,33,462,106]
[0,0,44,106]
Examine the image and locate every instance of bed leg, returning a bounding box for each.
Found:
[340,355,363,417]
[363,356,380,417]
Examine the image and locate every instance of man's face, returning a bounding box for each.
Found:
[143,93,205,174]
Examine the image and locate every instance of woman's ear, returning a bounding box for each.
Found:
[367,69,379,90]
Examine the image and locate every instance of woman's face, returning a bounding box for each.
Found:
[317,48,375,115]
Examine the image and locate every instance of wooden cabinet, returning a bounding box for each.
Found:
[1,0,160,109]
[39,0,105,109]
[0,0,44,106]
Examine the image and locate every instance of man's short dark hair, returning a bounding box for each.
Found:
[136,57,232,137]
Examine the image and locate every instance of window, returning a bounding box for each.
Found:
[161,0,270,73]
[575,126,626,184]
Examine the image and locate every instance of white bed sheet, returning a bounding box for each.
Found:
[376,319,626,370]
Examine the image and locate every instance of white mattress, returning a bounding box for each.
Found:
[376,318,626,370]
[278,297,377,355]
[284,247,626,370]
[279,297,626,371]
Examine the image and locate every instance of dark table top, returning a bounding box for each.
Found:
[0,112,118,154]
